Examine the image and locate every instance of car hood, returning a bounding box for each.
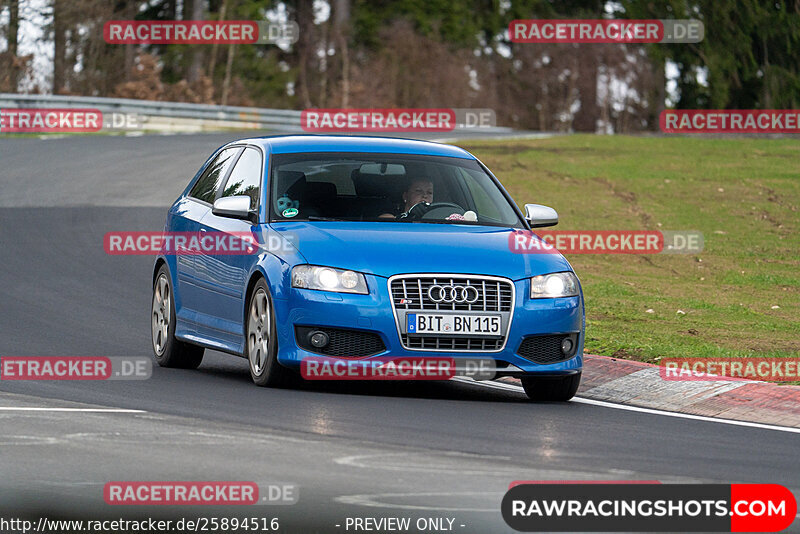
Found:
[272,221,572,280]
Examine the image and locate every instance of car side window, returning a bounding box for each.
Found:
[219,147,262,210]
[188,147,241,204]
[459,167,503,220]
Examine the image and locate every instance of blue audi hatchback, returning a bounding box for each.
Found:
[152,135,584,400]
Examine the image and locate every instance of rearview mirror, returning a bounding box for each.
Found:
[359,162,406,175]
[212,196,254,221]
[524,204,558,228]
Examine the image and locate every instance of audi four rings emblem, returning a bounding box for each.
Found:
[427,285,480,304]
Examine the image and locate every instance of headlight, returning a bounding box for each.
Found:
[530,272,579,298]
[291,265,368,294]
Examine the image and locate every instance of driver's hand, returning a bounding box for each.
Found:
[399,201,430,219]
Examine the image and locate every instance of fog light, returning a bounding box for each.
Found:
[309,331,329,348]
[561,337,574,355]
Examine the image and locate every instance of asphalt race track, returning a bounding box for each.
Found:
[1,133,798,533]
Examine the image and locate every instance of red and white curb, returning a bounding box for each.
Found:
[499,355,800,429]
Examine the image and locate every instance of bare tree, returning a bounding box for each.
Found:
[573,45,599,132]
[331,0,350,107]
[292,0,314,108]
[221,43,236,105]
[7,0,20,90]
[187,0,205,83]
[124,0,137,81]
[52,0,66,93]
[208,0,228,83]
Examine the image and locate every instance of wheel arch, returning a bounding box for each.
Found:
[244,255,290,321]
[153,257,168,287]
[244,268,267,324]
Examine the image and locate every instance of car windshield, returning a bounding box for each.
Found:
[269,152,523,228]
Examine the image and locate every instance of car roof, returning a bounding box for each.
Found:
[235,134,475,160]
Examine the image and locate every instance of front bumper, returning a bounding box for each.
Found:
[272,275,584,376]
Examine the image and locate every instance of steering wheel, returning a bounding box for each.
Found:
[400,201,464,220]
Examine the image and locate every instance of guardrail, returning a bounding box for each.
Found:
[0,93,304,133]
[0,93,513,135]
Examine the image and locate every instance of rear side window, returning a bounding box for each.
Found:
[189,147,241,203]
[220,148,263,210]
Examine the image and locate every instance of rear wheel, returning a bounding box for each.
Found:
[246,279,297,387]
[521,372,581,402]
[151,266,204,369]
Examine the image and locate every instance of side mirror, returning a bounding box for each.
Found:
[212,195,254,222]
[524,204,558,228]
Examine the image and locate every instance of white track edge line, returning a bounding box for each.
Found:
[453,377,800,435]
[0,407,146,413]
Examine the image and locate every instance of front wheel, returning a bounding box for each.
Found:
[151,266,204,369]
[521,372,581,402]
[246,279,297,387]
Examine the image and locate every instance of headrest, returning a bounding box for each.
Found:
[304,182,337,202]
[351,169,404,198]
[280,171,307,198]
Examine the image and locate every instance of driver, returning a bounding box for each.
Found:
[379,179,433,219]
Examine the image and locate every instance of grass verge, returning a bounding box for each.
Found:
[458,134,799,363]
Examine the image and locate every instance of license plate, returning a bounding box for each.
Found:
[406,314,502,336]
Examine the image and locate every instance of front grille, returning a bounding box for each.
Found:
[390,274,515,352]
[390,276,513,312]
[404,337,504,351]
[517,334,578,364]
[295,326,386,358]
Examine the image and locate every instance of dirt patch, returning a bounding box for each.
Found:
[611,348,644,360]
[592,176,654,229]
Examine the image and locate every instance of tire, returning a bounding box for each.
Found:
[151,266,204,369]
[521,372,581,402]
[246,278,296,387]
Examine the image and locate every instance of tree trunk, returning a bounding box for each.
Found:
[318,22,329,107]
[332,0,351,107]
[294,0,314,108]
[338,36,349,108]
[653,58,665,131]
[762,36,772,108]
[183,0,193,22]
[53,0,67,93]
[165,0,176,20]
[573,46,598,132]
[123,0,137,81]
[221,43,236,105]
[8,0,20,90]
[187,0,205,83]
[208,0,228,90]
